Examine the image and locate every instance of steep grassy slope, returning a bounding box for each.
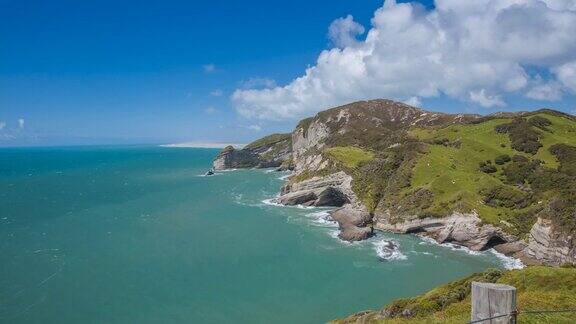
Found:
[335,266,576,324]
[399,112,576,236]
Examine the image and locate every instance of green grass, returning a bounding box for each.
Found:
[334,266,576,324]
[408,118,515,223]
[325,146,375,169]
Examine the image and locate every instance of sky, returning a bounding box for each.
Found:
[1,0,575,146]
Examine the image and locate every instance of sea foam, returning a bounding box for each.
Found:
[373,238,407,261]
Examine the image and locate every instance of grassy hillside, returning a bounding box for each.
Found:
[335,266,576,324]
[328,110,576,237]
[404,112,576,235]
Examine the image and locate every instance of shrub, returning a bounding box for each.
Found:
[503,155,540,184]
[481,185,532,208]
[550,143,576,176]
[495,154,511,165]
[495,118,543,154]
[528,116,552,129]
[479,160,497,173]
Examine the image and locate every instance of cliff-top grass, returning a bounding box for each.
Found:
[325,146,375,169]
[244,133,291,150]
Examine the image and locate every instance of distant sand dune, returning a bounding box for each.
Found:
[160,142,246,149]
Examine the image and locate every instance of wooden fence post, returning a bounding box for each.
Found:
[471,282,517,323]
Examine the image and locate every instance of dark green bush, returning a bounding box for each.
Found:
[550,143,576,176]
[481,185,532,208]
[495,118,543,154]
[495,154,511,165]
[479,160,497,173]
[528,116,552,129]
[503,155,540,184]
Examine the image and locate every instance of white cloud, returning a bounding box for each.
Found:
[0,121,5,130]
[526,81,563,101]
[247,124,262,131]
[18,118,24,129]
[328,14,365,48]
[204,107,218,114]
[203,64,216,73]
[210,89,223,97]
[554,61,576,93]
[239,77,276,89]
[469,89,506,108]
[233,0,576,120]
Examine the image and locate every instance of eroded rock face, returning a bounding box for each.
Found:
[523,218,576,266]
[278,191,317,206]
[331,207,374,242]
[278,171,357,207]
[213,146,260,170]
[339,226,373,242]
[375,212,516,251]
[292,120,330,172]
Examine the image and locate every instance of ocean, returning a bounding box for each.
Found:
[0,146,518,323]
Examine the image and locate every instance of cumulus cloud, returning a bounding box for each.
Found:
[328,15,365,48]
[233,0,576,120]
[239,77,277,89]
[554,61,576,92]
[203,64,216,73]
[0,121,5,130]
[526,80,563,101]
[18,118,24,129]
[469,89,506,108]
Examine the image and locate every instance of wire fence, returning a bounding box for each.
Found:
[469,308,576,323]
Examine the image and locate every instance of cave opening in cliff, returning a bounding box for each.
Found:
[482,235,507,251]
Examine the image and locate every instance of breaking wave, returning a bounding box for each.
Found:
[373,238,407,261]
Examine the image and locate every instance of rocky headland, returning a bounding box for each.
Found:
[213,99,576,267]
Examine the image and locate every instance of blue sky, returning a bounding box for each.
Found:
[1,0,575,146]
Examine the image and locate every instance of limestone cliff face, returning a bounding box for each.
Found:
[291,119,331,172]
[213,146,260,170]
[524,218,576,266]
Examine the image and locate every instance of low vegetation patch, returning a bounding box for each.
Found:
[325,146,375,169]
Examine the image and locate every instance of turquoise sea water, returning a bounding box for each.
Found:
[0,146,513,323]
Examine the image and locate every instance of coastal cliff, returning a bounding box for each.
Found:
[213,99,576,267]
[213,133,292,170]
